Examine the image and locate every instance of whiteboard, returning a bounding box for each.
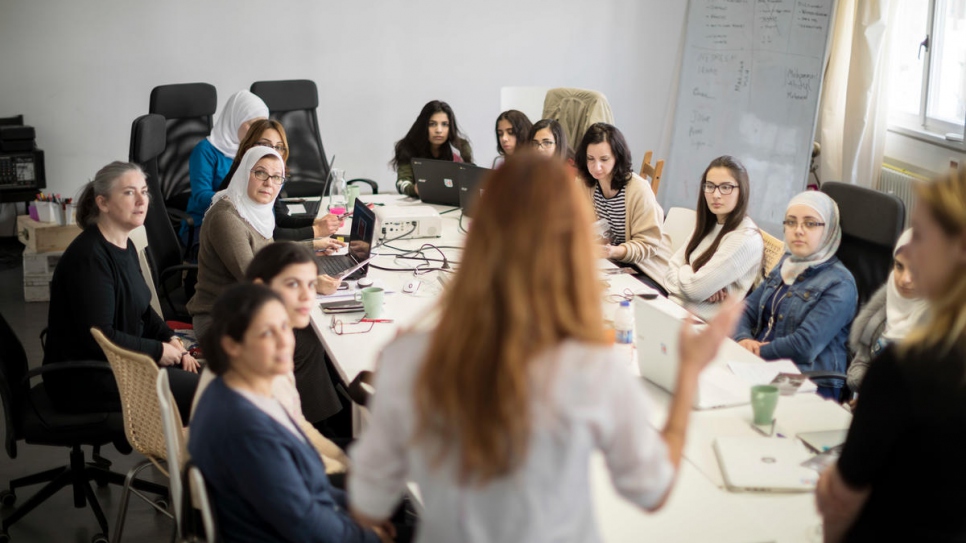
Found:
[662,0,835,234]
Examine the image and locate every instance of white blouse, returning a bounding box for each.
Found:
[349,333,673,543]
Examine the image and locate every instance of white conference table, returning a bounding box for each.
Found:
[308,193,848,543]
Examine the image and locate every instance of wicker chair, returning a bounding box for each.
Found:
[90,328,174,542]
[761,230,786,277]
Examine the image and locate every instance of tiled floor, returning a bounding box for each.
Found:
[0,239,172,543]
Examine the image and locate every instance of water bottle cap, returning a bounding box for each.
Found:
[620,300,630,307]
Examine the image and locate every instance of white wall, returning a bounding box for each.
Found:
[0,0,688,198]
[883,131,966,177]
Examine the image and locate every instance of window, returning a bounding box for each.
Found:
[889,0,966,140]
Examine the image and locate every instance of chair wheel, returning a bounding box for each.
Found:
[155,497,169,511]
[0,490,15,507]
[91,533,108,543]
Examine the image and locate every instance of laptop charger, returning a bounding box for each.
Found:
[373,205,442,240]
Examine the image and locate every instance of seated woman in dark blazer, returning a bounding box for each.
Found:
[817,168,966,542]
[44,162,199,422]
[733,191,857,400]
[392,100,473,197]
[190,283,388,543]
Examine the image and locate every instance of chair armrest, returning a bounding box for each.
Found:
[346,370,374,407]
[347,178,378,195]
[158,264,199,284]
[24,360,113,383]
[801,371,847,383]
[167,207,193,226]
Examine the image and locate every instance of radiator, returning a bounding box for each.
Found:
[878,165,927,227]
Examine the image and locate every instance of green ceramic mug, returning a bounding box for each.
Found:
[354,287,384,318]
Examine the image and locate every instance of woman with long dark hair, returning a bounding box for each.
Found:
[349,154,743,541]
[664,156,763,320]
[492,110,532,167]
[392,100,473,197]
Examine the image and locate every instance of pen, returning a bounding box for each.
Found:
[358,318,393,323]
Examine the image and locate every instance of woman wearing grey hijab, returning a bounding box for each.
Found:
[733,191,858,400]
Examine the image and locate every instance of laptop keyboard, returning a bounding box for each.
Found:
[317,255,355,277]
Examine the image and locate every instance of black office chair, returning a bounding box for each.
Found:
[148,83,218,227]
[249,79,377,197]
[129,114,199,323]
[821,181,905,307]
[0,312,167,543]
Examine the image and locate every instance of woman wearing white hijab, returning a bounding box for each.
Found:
[733,191,858,400]
[187,146,283,339]
[183,90,269,245]
[845,229,928,392]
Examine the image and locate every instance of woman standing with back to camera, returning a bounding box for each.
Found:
[817,168,966,542]
[392,100,474,197]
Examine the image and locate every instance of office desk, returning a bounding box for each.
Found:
[309,196,845,542]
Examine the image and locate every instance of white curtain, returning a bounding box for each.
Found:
[818,0,898,188]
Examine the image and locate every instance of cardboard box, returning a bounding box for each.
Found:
[17,215,81,253]
[22,249,63,276]
[24,272,53,303]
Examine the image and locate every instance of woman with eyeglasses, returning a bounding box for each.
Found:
[816,169,966,542]
[733,191,857,399]
[348,154,743,541]
[576,123,672,294]
[217,119,344,252]
[184,90,268,246]
[528,119,569,162]
[190,283,392,543]
[664,156,763,321]
[187,146,287,339]
[492,110,532,167]
[392,100,473,197]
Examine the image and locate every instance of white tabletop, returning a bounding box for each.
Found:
[310,195,844,542]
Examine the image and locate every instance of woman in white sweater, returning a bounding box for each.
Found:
[665,156,763,321]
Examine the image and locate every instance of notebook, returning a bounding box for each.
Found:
[315,198,375,280]
[634,300,748,409]
[714,436,818,492]
[412,158,462,206]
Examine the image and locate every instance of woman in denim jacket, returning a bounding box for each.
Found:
[734,191,857,399]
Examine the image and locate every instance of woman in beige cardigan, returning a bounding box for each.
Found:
[576,123,672,293]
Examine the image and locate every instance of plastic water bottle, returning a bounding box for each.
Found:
[614,300,634,345]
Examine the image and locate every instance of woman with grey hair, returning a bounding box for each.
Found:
[44,161,200,423]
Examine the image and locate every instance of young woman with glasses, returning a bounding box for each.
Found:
[184,90,268,245]
[664,156,763,321]
[733,191,858,399]
[218,119,344,252]
[187,146,287,339]
[576,123,672,294]
[392,100,474,197]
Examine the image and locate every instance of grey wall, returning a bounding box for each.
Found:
[0,0,688,197]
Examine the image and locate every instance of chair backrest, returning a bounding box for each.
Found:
[820,181,905,307]
[129,114,184,283]
[250,79,330,197]
[0,312,29,458]
[149,83,217,210]
[157,371,187,528]
[541,88,615,150]
[663,207,697,254]
[90,328,167,468]
[640,151,665,195]
[761,229,786,276]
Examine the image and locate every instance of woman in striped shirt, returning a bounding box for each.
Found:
[664,156,764,321]
[576,123,672,294]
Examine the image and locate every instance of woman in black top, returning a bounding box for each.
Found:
[44,162,200,422]
[817,168,966,542]
[392,100,473,197]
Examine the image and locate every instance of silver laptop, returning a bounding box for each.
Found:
[714,436,818,492]
[634,300,749,410]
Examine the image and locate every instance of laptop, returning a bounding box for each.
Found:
[316,198,375,280]
[412,158,462,206]
[458,163,489,217]
[634,300,749,410]
[714,436,818,492]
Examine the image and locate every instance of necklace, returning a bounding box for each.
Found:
[763,284,789,339]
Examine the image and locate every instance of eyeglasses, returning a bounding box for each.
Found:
[702,182,738,195]
[782,220,826,231]
[531,139,556,149]
[329,316,374,335]
[256,140,288,154]
[250,168,286,186]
